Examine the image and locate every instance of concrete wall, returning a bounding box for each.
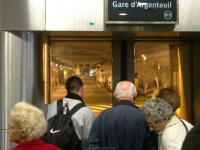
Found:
[1,0,45,30]
[0,31,46,150]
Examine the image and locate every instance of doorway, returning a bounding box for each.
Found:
[133,41,192,120]
[44,32,192,120]
[50,39,113,116]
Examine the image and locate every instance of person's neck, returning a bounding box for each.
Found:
[65,92,85,104]
[70,91,81,97]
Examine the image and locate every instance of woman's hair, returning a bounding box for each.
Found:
[10,102,47,141]
[142,98,173,123]
[157,88,181,112]
[182,124,200,150]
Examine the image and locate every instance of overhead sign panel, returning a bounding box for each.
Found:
[105,0,178,24]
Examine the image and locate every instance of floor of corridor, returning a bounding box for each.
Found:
[51,76,145,116]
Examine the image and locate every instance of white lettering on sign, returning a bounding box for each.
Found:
[136,2,172,9]
[112,1,172,10]
[112,1,129,8]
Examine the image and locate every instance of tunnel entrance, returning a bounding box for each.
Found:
[45,32,192,118]
[133,41,188,119]
[49,34,113,116]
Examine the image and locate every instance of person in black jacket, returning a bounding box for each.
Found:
[88,81,149,150]
[181,124,200,150]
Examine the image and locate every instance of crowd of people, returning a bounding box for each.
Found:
[7,76,200,150]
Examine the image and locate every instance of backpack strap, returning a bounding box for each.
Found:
[179,119,189,133]
[57,99,63,114]
[68,103,85,117]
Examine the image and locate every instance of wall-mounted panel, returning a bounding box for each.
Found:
[2,0,45,30]
[46,0,104,31]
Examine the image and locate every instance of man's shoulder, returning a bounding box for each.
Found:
[76,105,94,116]
[95,107,115,118]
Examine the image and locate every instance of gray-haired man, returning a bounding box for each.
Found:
[88,81,148,150]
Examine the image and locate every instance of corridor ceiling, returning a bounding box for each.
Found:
[49,31,180,67]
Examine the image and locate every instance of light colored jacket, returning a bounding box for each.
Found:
[158,115,193,150]
[47,98,95,142]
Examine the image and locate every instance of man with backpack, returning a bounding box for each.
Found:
[46,76,94,150]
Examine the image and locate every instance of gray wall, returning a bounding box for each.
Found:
[1,0,45,30]
[0,31,4,150]
[1,0,200,31]
[0,0,2,29]
[0,31,46,150]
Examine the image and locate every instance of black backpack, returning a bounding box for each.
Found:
[43,99,85,150]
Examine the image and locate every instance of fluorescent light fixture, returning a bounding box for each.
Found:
[118,13,127,16]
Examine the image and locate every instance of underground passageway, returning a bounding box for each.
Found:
[46,32,192,120]
[51,76,112,116]
[51,76,145,116]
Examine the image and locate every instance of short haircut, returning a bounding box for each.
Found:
[10,102,47,141]
[142,98,173,123]
[157,88,181,112]
[65,76,83,93]
[114,81,137,100]
[182,124,200,150]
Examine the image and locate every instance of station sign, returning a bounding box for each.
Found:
[105,0,178,24]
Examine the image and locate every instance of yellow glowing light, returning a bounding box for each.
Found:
[141,54,147,61]
[178,47,187,120]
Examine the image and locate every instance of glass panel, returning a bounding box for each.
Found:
[134,42,179,107]
[50,41,112,116]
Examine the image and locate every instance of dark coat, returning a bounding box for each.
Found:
[88,101,149,150]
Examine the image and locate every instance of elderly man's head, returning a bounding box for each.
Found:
[114,81,137,101]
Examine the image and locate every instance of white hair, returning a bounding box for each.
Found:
[142,98,173,123]
[10,102,47,140]
[114,81,137,100]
